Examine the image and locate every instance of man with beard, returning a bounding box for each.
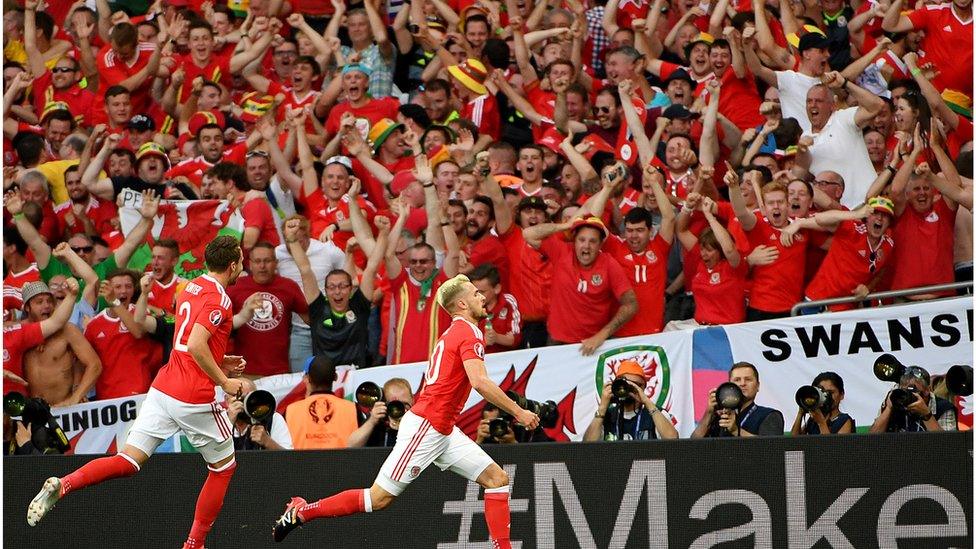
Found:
[145,239,186,316]
[320,64,400,142]
[227,242,308,377]
[802,74,885,208]
[21,280,102,408]
[53,165,118,238]
[524,216,637,355]
[205,162,280,251]
[460,196,509,284]
[82,135,196,200]
[729,178,810,321]
[166,123,248,187]
[781,197,896,313]
[469,264,522,354]
[421,79,459,126]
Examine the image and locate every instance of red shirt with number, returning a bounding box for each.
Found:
[93,42,157,125]
[692,257,747,325]
[85,305,162,399]
[806,220,895,310]
[3,321,43,395]
[3,265,40,313]
[411,317,485,435]
[147,275,188,315]
[604,233,671,336]
[478,293,522,353]
[387,269,451,364]
[460,95,501,140]
[498,226,551,322]
[744,216,809,313]
[152,274,234,404]
[540,235,633,343]
[908,3,973,95]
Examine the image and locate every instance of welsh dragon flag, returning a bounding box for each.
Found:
[118,189,243,278]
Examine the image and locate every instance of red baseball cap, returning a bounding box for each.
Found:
[390,170,418,196]
[538,128,563,154]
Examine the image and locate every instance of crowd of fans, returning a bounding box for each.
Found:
[1,0,972,450]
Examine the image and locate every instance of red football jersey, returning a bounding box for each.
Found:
[387,270,451,364]
[908,4,973,95]
[604,234,671,336]
[806,220,894,310]
[745,216,809,313]
[53,197,118,237]
[410,317,485,435]
[93,42,157,126]
[692,257,748,325]
[3,321,43,395]
[147,274,188,315]
[498,226,551,322]
[460,95,501,140]
[891,200,956,293]
[84,306,161,399]
[478,293,522,353]
[152,274,234,404]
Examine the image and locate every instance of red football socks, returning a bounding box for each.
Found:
[484,486,512,549]
[185,459,237,548]
[298,489,371,522]
[60,453,140,497]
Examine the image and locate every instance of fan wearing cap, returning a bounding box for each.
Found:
[448,58,501,148]
[21,280,102,408]
[126,114,157,151]
[583,360,678,442]
[327,0,396,99]
[870,364,958,433]
[80,133,191,201]
[3,277,80,397]
[745,29,830,133]
[523,215,636,355]
[320,64,400,144]
[647,33,715,91]
[781,197,895,313]
[882,0,972,98]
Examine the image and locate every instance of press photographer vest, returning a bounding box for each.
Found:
[738,403,776,434]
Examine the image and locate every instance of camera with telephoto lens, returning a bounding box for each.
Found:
[236,390,276,425]
[611,377,639,404]
[795,385,833,414]
[3,392,70,454]
[355,382,408,424]
[890,387,920,411]
[488,391,559,440]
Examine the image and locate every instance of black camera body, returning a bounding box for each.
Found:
[355,382,408,427]
[3,392,70,454]
[795,385,833,414]
[890,387,920,411]
[487,391,559,442]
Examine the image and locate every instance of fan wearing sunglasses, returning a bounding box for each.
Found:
[780,196,895,313]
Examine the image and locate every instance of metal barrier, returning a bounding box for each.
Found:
[790,281,974,316]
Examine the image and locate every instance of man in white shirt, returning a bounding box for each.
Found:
[802,72,885,209]
[746,31,831,133]
[274,214,345,373]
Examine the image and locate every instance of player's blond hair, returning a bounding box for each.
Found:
[436,274,471,313]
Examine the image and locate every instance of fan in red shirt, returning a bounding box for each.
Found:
[448,58,501,149]
[167,124,247,186]
[32,237,249,549]
[525,216,637,354]
[145,239,187,315]
[469,264,522,353]
[785,197,896,312]
[885,0,973,97]
[54,166,118,238]
[704,35,765,131]
[603,197,674,336]
[92,22,166,126]
[460,196,510,284]
[204,162,280,253]
[273,274,540,549]
[321,64,400,141]
[729,176,809,320]
[3,278,78,395]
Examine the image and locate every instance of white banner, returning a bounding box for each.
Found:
[717,297,974,429]
[343,332,697,439]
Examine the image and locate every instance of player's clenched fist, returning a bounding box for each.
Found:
[515,409,540,430]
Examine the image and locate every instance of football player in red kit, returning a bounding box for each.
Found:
[273,274,540,548]
[28,236,249,549]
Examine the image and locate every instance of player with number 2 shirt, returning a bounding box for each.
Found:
[273,274,540,547]
[27,236,251,549]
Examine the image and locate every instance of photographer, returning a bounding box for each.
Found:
[692,362,784,438]
[347,378,415,448]
[476,401,554,444]
[790,372,855,435]
[870,366,957,433]
[584,361,678,442]
[224,379,293,451]
[4,411,42,455]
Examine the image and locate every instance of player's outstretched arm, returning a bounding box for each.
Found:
[463,359,539,430]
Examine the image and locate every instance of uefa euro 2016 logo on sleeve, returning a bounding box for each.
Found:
[595,345,674,420]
